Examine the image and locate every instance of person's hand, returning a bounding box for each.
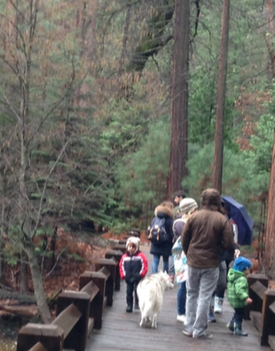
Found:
[234,249,240,258]
[246,297,252,304]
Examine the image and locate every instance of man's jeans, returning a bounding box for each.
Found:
[184,265,219,337]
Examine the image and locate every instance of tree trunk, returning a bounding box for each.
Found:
[126,5,174,72]
[19,251,28,293]
[44,227,57,272]
[119,5,131,74]
[24,239,52,323]
[167,0,189,198]
[212,0,230,193]
[264,127,275,271]
[266,0,275,79]
[15,0,53,323]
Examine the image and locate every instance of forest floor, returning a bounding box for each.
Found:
[0,228,149,325]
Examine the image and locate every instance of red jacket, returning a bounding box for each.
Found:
[119,250,148,282]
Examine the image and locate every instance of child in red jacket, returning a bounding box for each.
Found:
[119,237,148,312]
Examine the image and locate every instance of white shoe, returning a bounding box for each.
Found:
[214,296,223,313]
[177,314,186,323]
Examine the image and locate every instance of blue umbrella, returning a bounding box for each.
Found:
[221,195,253,246]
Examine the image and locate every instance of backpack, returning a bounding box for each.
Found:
[147,216,169,244]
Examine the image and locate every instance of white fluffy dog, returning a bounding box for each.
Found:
[137,271,174,328]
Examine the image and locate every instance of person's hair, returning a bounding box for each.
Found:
[222,202,231,217]
[161,201,174,210]
[182,208,197,221]
[172,190,186,200]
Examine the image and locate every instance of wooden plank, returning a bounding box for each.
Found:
[97,266,110,279]
[86,244,271,351]
[80,281,99,300]
[87,317,94,335]
[250,311,262,332]
[268,336,275,351]
[251,281,266,300]
[52,303,81,338]
[269,301,275,314]
[17,324,64,351]
[112,244,127,254]
[29,342,47,351]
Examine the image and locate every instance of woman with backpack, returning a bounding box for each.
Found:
[148,201,174,274]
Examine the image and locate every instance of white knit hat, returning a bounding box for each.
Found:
[126,236,140,252]
[179,198,198,214]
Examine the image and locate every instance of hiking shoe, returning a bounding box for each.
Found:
[208,310,216,323]
[193,333,213,339]
[227,320,234,332]
[182,329,192,337]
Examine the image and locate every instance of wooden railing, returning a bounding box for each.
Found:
[245,273,275,350]
[16,229,140,351]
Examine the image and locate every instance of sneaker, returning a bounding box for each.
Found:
[214,297,223,313]
[134,303,140,310]
[193,333,213,339]
[208,310,216,323]
[177,314,186,323]
[182,329,193,337]
[126,306,132,313]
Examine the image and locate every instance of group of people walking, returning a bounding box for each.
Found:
[119,187,253,339]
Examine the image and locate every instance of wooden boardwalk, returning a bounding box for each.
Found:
[86,244,271,351]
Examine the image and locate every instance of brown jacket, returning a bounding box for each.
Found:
[181,189,234,269]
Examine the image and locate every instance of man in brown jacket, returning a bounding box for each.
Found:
[181,188,234,339]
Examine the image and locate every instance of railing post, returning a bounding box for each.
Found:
[79,270,107,329]
[244,273,269,320]
[105,250,123,291]
[261,289,275,346]
[93,258,117,306]
[56,291,90,351]
[17,324,64,351]
[112,244,127,254]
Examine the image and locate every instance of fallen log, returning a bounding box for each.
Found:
[0,289,36,304]
[0,304,38,318]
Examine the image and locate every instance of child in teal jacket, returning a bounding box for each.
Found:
[227,256,252,336]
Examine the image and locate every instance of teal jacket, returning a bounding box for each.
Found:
[227,268,249,308]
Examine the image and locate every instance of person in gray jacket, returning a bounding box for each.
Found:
[181,188,234,339]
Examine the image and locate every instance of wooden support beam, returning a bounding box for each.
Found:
[112,244,127,254]
[93,258,117,307]
[261,289,275,346]
[56,291,90,351]
[79,270,108,329]
[105,250,123,291]
[245,273,269,320]
[52,303,81,338]
[29,342,47,351]
[17,324,64,351]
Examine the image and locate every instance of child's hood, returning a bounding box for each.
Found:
[228,268,245,283]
